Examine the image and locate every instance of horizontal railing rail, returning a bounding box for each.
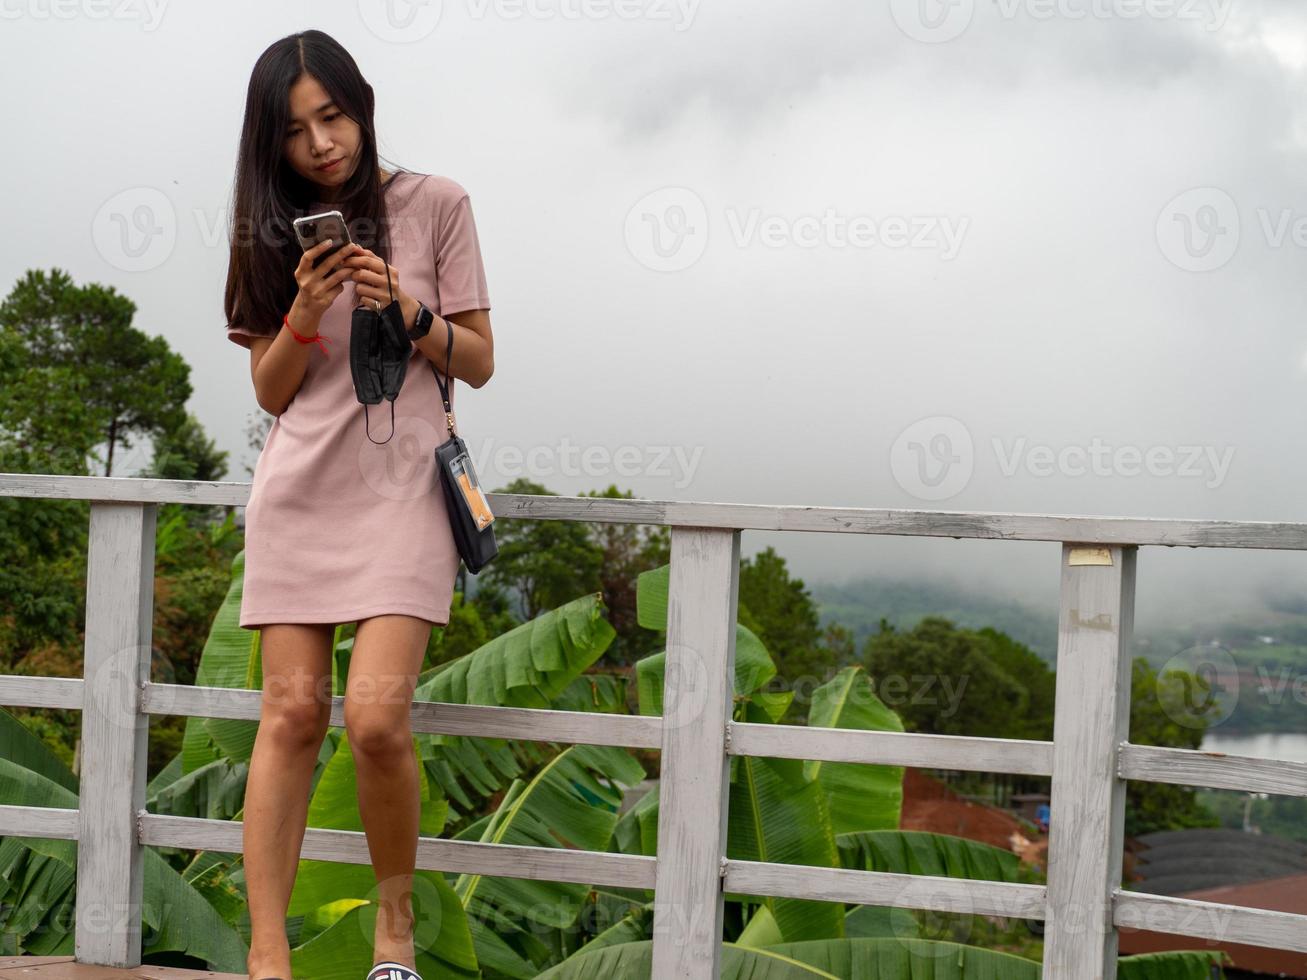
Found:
[2,472,1306,978]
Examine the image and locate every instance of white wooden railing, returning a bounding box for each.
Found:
[1,472,1306,978]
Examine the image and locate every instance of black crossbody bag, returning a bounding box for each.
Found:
[430,319,498,574]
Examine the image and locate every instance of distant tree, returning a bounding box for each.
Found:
[147,411,228,483]
[974,626,1056,741]
[578,484,670,666]
[477,477,604,621]
[0,268,192,476]
[740,545,834,683]
[861,616,1033,738]
[817,622,857,664]
[1128,657,1221,835]
[240,411,272,478]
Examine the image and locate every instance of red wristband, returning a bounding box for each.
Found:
[284,312,332,357]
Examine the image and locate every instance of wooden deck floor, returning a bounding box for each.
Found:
[0,958,244,979]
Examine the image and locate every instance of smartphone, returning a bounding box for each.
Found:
[449,452,495,530]
[292,210,353,268]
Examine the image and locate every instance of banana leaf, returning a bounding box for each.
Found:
[610,783,658,860]
[180,550,261,773]
[726,710,844,942]
[805,667,904,835]
[535,938,841,978]
[289,891,478,979]
[836,831,1021,883]
[414,593,615,709]
[1118,950,1230,978]
[633,563,778,711]
[769,937,1040,977]
[552,672,630,714]
[772,938,1226,978]
[0,756,248,971]
[412,593,617,831]
[0,707,76,792]
[453,743,645,974]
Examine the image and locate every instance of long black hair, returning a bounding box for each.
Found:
[224,29,408,340]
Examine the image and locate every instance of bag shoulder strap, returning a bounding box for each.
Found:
[429,316,456,437]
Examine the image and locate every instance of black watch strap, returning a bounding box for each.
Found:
[407,303,435,341]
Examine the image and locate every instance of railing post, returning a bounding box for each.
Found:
[651,526,740,979]
[76,501,156,966]
[1043,542,1137,979]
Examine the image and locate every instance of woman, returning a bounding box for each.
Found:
[223,29,494,980]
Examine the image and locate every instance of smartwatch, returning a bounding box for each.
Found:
[407,302,435,342]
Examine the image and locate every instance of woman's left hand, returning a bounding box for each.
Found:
[343,247,418,329]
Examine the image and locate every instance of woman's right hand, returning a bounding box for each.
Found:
[291,239,361,325]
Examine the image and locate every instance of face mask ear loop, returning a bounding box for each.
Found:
[360,254,399,445]
[362,401,397,445]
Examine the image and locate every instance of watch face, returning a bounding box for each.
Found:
[409,304,433,338]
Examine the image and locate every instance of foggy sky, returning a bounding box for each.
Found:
[4,0,1306,628]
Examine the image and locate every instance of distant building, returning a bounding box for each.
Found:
[1119,873,1307,978]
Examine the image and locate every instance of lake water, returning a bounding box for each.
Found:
[1200,731,1307,765]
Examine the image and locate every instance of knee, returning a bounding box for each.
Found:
[260,698,330,751]
[344,708,412,760]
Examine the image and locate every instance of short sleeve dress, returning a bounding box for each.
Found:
[226,171,491,630]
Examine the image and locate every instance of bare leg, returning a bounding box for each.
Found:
[345,614,432,971]
[243,623,334,980]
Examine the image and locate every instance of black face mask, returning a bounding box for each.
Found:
[349,261,410,444]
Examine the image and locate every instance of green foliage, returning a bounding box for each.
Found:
[741,546,828,681]
[0,268,193,478]
[814,577,1059,663]
[1127,658,1222,837]
[476,478,605,622]
[1198,787,1307,843]
[861,616,1040,739]
[0,727,248,970]
[577,484,670,667]
[804,666,904,835]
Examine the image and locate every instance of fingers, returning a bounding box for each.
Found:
[303,240,359,277]
[324,265,355,287]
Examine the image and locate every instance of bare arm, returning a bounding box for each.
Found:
[247,300,321,416]
[247,239,361,415]
[408,305,495,389]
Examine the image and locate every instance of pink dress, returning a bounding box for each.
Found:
[226,171,491,629]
